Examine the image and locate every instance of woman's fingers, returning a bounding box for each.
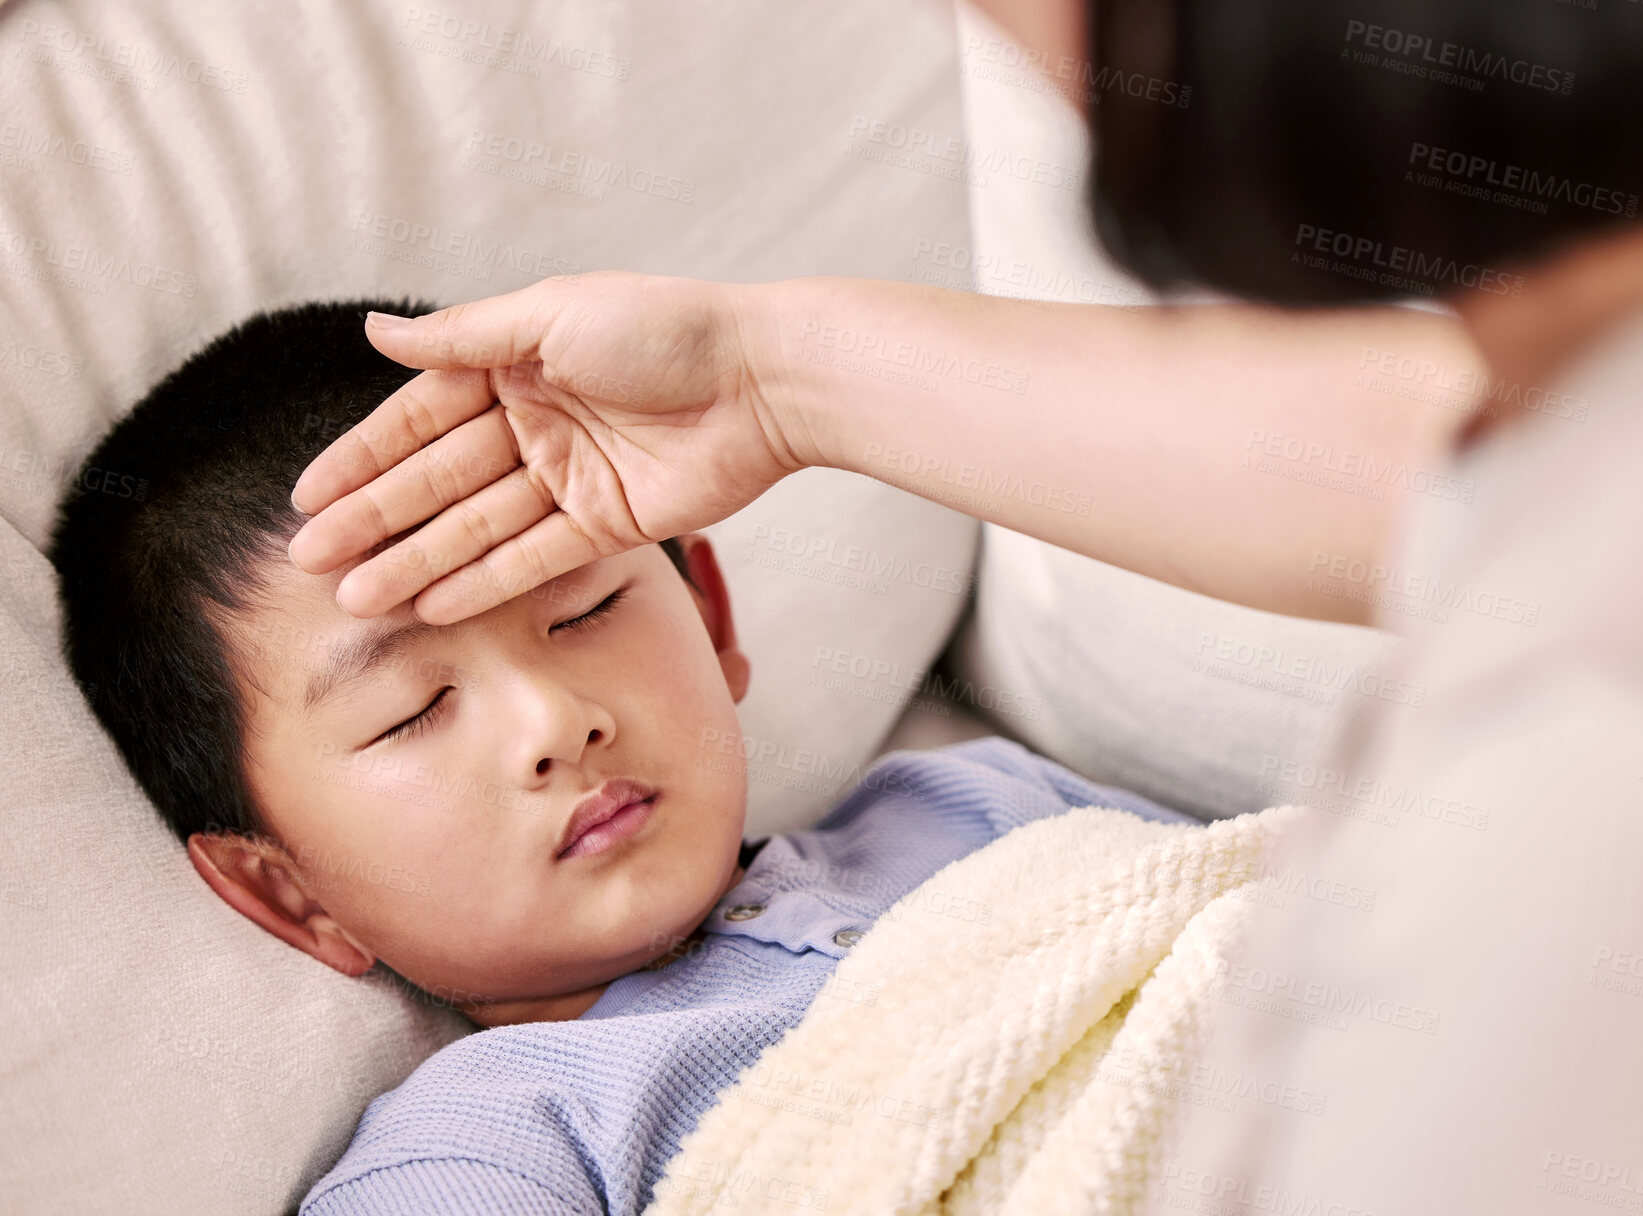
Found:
[363,281,558,371]
[289,404,520,574]
[290,367,496,515]
[412,510,609,626]
[333,464,558,618]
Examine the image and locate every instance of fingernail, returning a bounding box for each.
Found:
[335,572,369,618]
[365,311,412,329]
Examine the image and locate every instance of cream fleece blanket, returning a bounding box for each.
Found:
[645,803,1298,1216]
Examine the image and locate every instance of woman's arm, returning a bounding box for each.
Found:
[751,278,1484,624]
[288,273,1482,627]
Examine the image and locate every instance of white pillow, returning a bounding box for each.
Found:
[0,2,976,1212]
[948,2,1403,820]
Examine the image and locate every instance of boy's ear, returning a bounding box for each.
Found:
[674,532,750,703]
[187,833,377,977]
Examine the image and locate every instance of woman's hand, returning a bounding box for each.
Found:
[287,272,814,623]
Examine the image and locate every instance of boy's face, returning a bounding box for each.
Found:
[221,535,750,1021]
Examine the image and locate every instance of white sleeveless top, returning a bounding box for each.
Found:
[1151,305,1643,1215]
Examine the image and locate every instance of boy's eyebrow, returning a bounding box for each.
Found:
[303,619,441,713]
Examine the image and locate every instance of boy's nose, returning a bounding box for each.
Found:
[505,677,618,787]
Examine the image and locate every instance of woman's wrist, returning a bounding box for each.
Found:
[735,275,988,480]
[730,277,856,476]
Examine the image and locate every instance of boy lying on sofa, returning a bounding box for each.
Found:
[49,301,1205,1214]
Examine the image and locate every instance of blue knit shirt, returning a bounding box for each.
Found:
[299,735,1197,1215]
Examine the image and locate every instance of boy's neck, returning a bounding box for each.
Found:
[462,855,754,1027]
[469,982,613,1026]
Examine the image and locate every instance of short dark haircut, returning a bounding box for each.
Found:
[49,299,694,847]
[1088,0,1643,304]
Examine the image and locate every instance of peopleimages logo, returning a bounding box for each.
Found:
[1293,223,1526,297]
[848,116,1080,191]
[0,225,199,297]
[1407,143,1639,218]
[1343,20,1574,94]
[399,9,631,80]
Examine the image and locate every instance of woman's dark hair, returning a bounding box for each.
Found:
[49,300,693,846]
[1088,0,1643,304]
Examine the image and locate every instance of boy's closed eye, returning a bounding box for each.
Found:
[371,686,454,747]
[549,583,629,637]
[365,582,633,749]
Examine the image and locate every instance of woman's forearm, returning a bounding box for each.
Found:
[751,277,1484,625]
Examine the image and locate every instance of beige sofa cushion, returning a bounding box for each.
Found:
[0,2,976,1211]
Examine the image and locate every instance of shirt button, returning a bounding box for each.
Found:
[724,903,766,921]
[833,928,865,948]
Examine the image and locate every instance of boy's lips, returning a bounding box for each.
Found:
[557,777,658,859]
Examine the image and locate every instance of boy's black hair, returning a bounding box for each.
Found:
[49,299,694,847]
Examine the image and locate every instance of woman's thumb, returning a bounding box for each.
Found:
[363,284,551,371]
